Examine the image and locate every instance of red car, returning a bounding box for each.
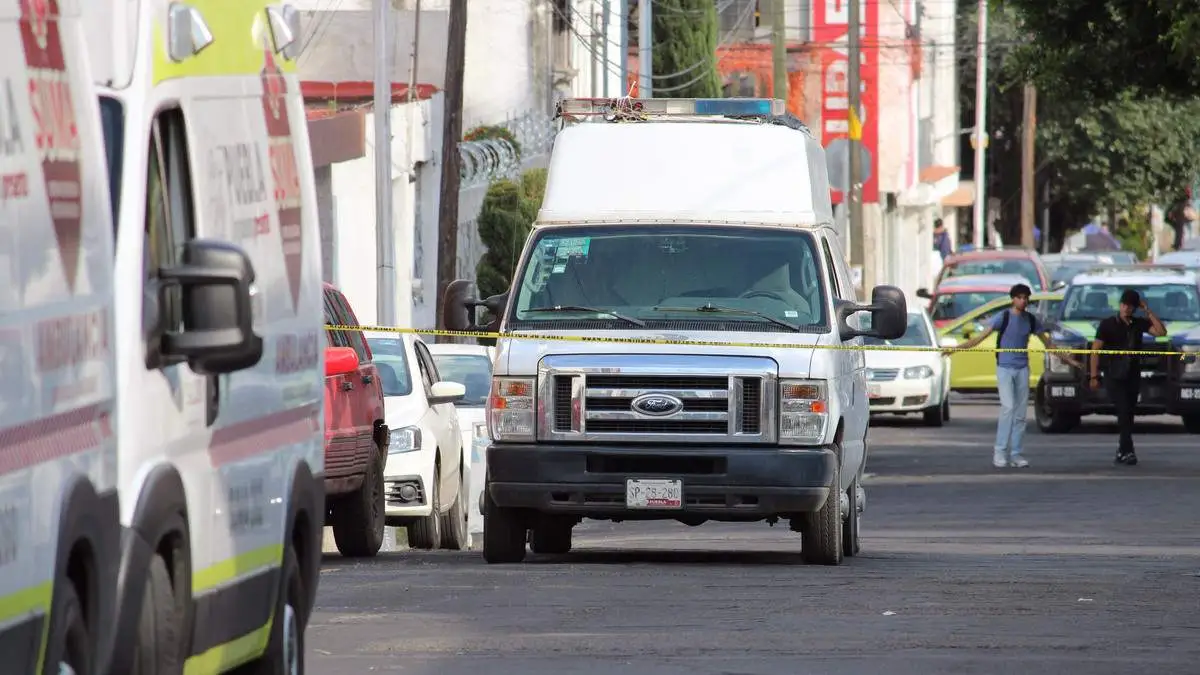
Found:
[918,273,1032,328]
[322,283,388,557]
[933,248,1051,292]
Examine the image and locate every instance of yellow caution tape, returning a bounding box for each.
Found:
[324,324,1195,359]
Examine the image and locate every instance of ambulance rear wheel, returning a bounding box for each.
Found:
[51,581,91,675]
[133,554,183,675]
[232,546,306,675]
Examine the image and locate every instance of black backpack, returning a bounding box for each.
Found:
[995,310,1038,363]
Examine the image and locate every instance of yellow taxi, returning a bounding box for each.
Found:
[936,291,1064,391]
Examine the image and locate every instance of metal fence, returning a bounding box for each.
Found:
[454,110,557,281]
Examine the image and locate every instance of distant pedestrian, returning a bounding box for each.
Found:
[933,218,952,259]
[1088,289,1167,466]
[944,283,1075,468]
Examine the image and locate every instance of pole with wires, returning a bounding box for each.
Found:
[971,0,988,249]
[770,0,787,103]
[847,0,864,279]
[637,0,652,96]
[620,0,629,94]
[373,0,395,326]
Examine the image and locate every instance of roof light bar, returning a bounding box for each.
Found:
[557,97,785,118]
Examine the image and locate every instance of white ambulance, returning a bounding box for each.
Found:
[83,1,326,672]
[0,1,121,674]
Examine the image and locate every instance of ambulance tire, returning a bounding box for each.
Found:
[133,554,182,675]
[50,580,91,675]
[233,547,306,675]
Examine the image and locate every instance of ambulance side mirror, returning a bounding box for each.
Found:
[157,239,264,375]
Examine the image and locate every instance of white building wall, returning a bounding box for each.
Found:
[328,96,441,329]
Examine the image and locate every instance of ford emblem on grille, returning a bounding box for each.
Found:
[630,393,684,417]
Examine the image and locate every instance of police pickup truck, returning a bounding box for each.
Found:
[1035,265,1200,433]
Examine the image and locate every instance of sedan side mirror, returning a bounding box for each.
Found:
[325,346,359,377]
[429,380,466,405]
[156,239,263,375]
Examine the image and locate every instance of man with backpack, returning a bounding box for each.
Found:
[944,284,1077,468]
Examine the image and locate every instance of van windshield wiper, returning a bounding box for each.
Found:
[524,305,647,327]
[652,303,800,332]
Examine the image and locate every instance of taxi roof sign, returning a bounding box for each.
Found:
[556,97,786,119]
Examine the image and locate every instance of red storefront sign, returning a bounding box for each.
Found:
[814,0,879,204]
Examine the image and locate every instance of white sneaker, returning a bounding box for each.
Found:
[1010,457,1030,468]
[993,451,1008,468]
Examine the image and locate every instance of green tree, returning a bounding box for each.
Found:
[1000,0,1200,102]
[649,0,721,98]
[474,168,548,300]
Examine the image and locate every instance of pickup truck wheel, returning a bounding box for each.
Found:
[439,469,469,550]
[842,477,861,557]
[331,451,385,558]
[530,520,572,555]
[800,459,844,565]
[482,491,527,563]
[407,465,442,550]
[1035,382,1079,433]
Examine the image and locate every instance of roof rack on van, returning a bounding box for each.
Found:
[556,97,788,121]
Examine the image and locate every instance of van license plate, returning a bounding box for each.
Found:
[626,479,682,509]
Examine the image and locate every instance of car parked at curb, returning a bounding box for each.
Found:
[323,284,389,557]
[933,247,1051,292]
[426,342,496,540]
[865,308,951,426]
[918,273,1033,328]
[365,332,470,549]
[936,290,1064,392]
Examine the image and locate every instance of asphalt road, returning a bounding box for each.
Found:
[308,398,1200,675]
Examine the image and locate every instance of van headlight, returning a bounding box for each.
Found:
[488,377,535,441]
[779,379,828,445]
[389,426,422,454]
[904,366,933,379]
[1181,345,1200,373]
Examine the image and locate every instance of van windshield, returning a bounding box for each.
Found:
[509,225,828,333]
[98,95,124,229]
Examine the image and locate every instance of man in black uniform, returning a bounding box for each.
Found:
[1088,289,1168,465]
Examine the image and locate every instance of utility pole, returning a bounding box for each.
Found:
[1020,83,1037,250]
[637,0,651,96]
[771,0,787,102]
[971,0,988,249]
[601,0,611,97]
[374,0,395,326]
[436,0,467,330]
[620,0,629,94]
[848,0,864,284]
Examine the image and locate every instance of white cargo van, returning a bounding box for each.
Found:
[444,97,907,566]
[0,1,121,673]
[83,1,325,672]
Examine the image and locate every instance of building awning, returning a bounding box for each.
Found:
[942,181,975,207]
[896,165,961,207]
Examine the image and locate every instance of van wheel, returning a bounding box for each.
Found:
[482,491,527,564]
[134,554,182,675]
[332,451,385,558]
[439,469,469,550]
[530,519,572,555]
[842,477,861,557]
[51,580,92,675]
[799,458,844,565]
[407,465,441,550]
[231,546,305,675]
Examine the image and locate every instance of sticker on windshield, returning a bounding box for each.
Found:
[784,310,798,318]
[553,237,591,259]
[551,264,565,274]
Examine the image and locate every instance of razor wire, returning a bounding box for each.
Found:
[456,110,557,189]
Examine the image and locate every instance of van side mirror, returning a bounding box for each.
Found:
[157,239,264,375]
[442,279,507,335]
[837,285,908,340]
[325,346,359,377]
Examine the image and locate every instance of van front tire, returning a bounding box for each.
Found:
[231,547,306,675]
[799,459,844,566]
[482,491,527,564]
[133,554,182,675]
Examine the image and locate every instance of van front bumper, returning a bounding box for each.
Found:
[486,443,837,520]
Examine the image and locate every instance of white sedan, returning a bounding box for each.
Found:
[426,342,496,540]
[864,309,952,426]
[365,332,469,549]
